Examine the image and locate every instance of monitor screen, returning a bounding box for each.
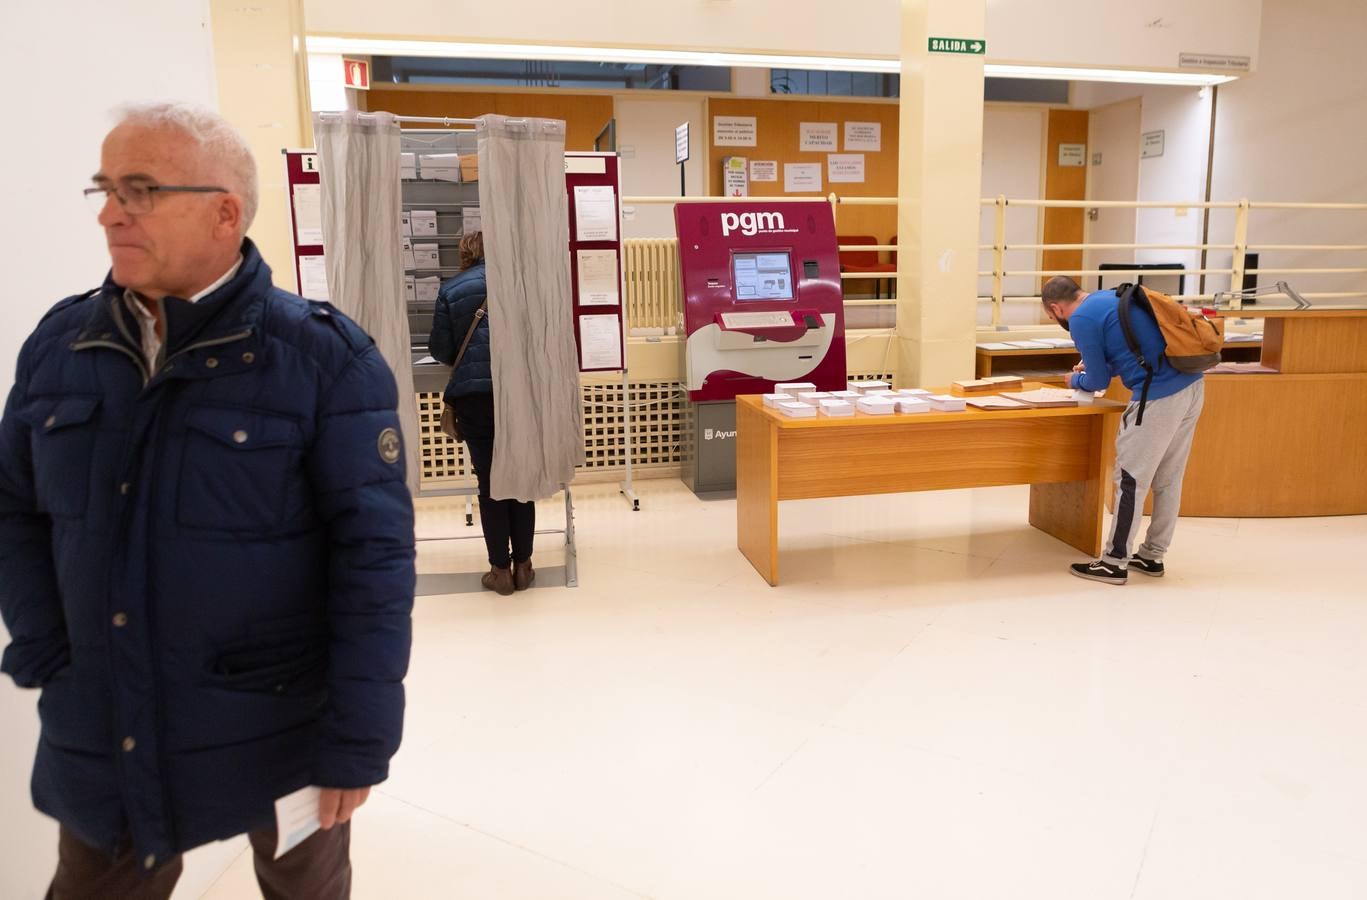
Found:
[732,251,794,301]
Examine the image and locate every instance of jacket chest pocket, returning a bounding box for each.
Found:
[27,396,101,519]
[178,406,305,532]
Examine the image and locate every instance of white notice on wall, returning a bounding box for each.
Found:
[713,116,757,147]
[784,163,823,193]
[799,122,838,152]
[579,314,622,370]
[576,249,619,306]
[1058,143,1086,167]
[573,185,618,242]
[297,255,330,301]
[827,154,865,184]
[844,122,881,151]
[291,184,324,246]
[750,160,778,182]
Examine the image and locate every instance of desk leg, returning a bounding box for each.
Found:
[1028,413,1114,557]
[736,404,780,586]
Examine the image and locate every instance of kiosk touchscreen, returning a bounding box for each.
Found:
[675,201,846,402]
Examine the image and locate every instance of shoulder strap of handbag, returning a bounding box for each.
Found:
[452,300,488,370]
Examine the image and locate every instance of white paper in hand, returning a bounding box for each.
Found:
[274,785,322,860]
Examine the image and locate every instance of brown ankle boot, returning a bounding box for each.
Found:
[513,559,535,591]
[481,566,515,596]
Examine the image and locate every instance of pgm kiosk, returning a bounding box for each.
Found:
[674,201,847,493]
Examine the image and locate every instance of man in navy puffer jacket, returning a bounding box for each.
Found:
[0,102,414,897]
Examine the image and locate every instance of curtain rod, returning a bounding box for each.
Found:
[315,113,533,127]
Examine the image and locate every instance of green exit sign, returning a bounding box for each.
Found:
[928,37,986,55]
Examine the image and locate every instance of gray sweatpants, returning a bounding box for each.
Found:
[1103,379,1205,567]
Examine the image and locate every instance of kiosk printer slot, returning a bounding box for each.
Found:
[674,201,847,493]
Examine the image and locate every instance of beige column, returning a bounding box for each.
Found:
[895,0,987,387]
[208,0,312,291]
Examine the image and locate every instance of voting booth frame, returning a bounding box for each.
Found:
[283,118,636,592]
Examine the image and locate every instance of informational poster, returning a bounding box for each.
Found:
[573,185,619,242]
[1141,130,1165,159]
[784,163,823,193]
[578,314,623,369]
[575,249,620,306]
[844,122,882,151]
[750,160,778,182]
[799,122,838,152]
[675,122,690,163]
[291,184,323,246]
[722,156,749,197]
[827,154,866,183]
[297,254,330,301]
[713,116,757,147]
[1058,143,1086,167]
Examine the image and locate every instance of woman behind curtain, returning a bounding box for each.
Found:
[428,232,535,595]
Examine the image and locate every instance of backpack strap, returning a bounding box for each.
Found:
[1116,283,1155,426]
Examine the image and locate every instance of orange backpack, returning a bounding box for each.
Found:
[1116,283,1224,424]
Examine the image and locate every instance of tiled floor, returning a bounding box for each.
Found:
[9,477,1366,899]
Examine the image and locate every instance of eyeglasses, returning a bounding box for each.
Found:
[84,182,229,216]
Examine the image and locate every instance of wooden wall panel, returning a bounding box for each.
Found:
[363,87,614,151]
[1041,109,1089,286]
[706,97,900,251]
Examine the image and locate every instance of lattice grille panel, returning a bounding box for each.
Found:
[417,391,471,483]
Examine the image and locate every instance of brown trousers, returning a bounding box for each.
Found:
[46,822,351,900]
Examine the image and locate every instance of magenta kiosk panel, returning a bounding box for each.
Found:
[675,201,846,402]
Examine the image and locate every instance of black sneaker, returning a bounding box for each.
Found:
[1069,560,1127,585]
[1129,555,1165,577]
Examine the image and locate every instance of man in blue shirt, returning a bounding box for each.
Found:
[1041,276,1206,585]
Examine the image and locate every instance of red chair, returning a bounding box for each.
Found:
[838,234,897,298]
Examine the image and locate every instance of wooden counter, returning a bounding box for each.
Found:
[736,391,1123,586]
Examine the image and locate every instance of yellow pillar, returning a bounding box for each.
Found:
[208,0,312,291]
[895,0,987,387]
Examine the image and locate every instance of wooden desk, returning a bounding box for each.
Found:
[736,392,1123,586]
[974,340,1264,382]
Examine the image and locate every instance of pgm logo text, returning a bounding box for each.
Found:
[721,211,786,237]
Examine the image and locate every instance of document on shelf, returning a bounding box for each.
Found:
[1002,387,1079,408]
[966,395,1028,410]
[575,249,620,306]
[273,785,321,860]
[976,342,1016,351]
[578,314,622,369]
[291,184,324,246]
[297,255,330,301]
[1003,340,1052,349]
[414,276,441,304]
[573,186,618,242]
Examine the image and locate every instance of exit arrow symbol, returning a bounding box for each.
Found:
[970,42,983,52]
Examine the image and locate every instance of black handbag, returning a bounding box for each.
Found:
[439,300,487,442]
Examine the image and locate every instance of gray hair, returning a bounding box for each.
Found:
[113,101,259,235]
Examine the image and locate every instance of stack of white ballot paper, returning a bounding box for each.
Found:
[780,401,817,419]
[419,153,461,182]
[927,394,966,412]
[798,391,832,404]
[856,396,897,415]
[1003,387,1079,408]
[897,398,930,414]
[763,392,794,407]
[896,388,931,397]
[409,210,438,236]
[965,395,1028,410]
[399,153,416,180]
[775,381,816,394]
[866,389,900,399]
[830,389,861,401]
[849,380,891,394]
[414,277,441,304]
[819,399,854,417]
[413,243,440,270]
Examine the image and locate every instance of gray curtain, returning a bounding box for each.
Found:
[313,111,420,493]
[477,115,584,502]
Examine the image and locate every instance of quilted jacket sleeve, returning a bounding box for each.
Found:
[307,342,416,788]
[428,288,456,365]
[0,335,71,688]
